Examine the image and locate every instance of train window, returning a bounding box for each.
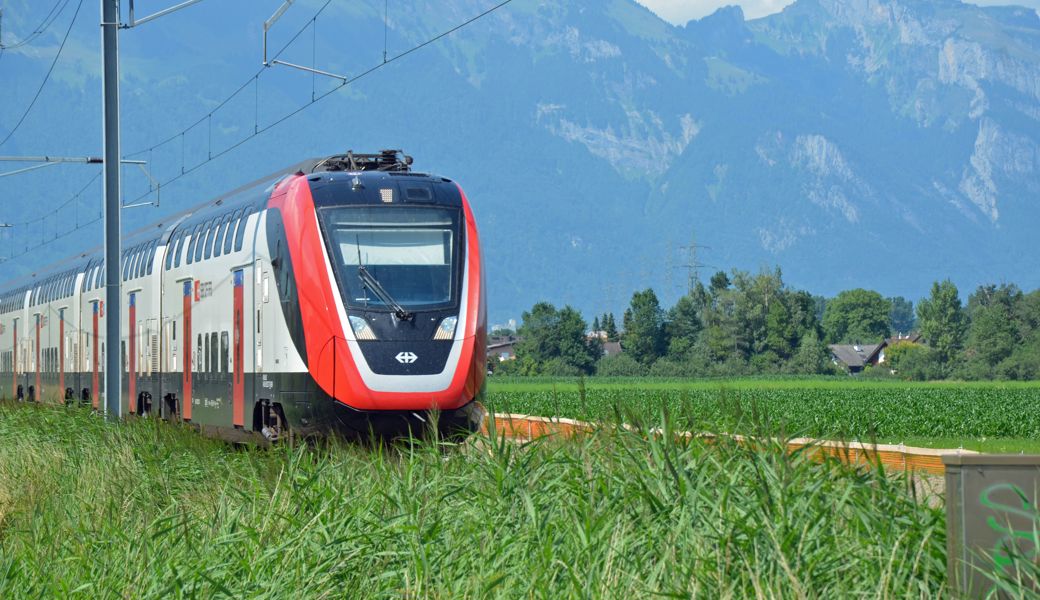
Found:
[210,332,218,373]
[203,333,211,373]
[215,213,232,258]
[147,241,157,275]
[138,246,147,278]
[174,231,186,268]
[220,331,229,373]
[196,334,202,373]
[194,221,210,263]
[130,249,139,280]
[203,221,215,261]
[213,216,225,258]
[140,244,149,276]
[224,209,242,254]
[165,237,175,271]
[234,209,252,252]
[186,224,200,265]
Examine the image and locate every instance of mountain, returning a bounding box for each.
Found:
[0,0,1038,323]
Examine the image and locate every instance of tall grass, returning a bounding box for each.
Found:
[0,401,951,598]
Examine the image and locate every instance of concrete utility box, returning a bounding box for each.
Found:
[944,454,1040,598]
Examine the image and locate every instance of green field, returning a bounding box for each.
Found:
[486,377,1040,453]
[0,401,961,598]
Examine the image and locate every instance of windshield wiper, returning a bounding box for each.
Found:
[358,266,413,321]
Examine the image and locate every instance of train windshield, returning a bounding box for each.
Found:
[321,206,460,311]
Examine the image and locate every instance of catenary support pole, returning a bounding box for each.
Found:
[101,0,121,420]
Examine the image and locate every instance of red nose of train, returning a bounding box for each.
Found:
[269,172,486,412]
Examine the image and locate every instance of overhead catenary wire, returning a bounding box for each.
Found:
[123,0,514,207]
[0,0,84,148]
[3,0,513,262]
[0,0,70,50]
[2,169,102,262]
[7,169,101,228]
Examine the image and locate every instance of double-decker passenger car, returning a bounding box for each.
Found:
[0,151,487,440]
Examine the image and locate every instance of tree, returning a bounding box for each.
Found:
[958,284,1022,377]
[916,280,967,366]
[603,313,619,341]
[787,329,832,374]
[822,289,891,344]
[765,299,795,359]
[515,302,600,375]
[591,315,601,334]
[888,296,915,334]
[666,293,702,358]
[709,271,731,295]
[622,288,668,365]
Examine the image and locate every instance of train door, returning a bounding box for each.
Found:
[11,319,16,399]
[128,292,137,414]
[58,307,66,400]
[232,269,245,427]
[91,301,100,409]
[33,313,40,402]
[255,259,265,375]
[181,279,193,421]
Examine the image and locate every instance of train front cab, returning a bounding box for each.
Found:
[259,170,487,439]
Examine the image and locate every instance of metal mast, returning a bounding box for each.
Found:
[101,0,121,420]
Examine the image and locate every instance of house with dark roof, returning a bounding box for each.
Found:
[829,343,884,373]
[829,332,925,373]
[488,335,518,362]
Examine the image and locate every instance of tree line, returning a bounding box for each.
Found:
[492,268,1040,380]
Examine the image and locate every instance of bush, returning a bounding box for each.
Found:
[648,358,687,377]
[889,345,943,381]
[541,357,583,377]
[595,354,647,377]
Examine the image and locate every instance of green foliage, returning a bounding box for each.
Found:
[601,313,619,341]
[0,402,948,598]
[594,353,647,377]
[786,330,834,375]
[916,280,967,365]
[958,284,1023,378]
[622,289,668,365]
[888,344,943,381]
[888,296,916,334]
[490,380,1040,440]
[515,302,600,375]
[665,293,702,358]
[822,289,891,344]
[709,270,731,294]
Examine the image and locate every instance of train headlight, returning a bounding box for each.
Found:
[349,316,377,340]
[434,316,457,340]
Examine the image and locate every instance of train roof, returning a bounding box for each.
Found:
[0,159,315,290]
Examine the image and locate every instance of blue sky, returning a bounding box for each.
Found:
[636,0,1040,22]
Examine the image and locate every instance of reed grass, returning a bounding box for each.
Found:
[0,401,953,598]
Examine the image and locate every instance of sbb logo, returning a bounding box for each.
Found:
[395,352,418,364]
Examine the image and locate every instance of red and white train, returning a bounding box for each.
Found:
[0,151,487,440]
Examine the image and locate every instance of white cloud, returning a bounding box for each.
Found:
[635,0,1040,25]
